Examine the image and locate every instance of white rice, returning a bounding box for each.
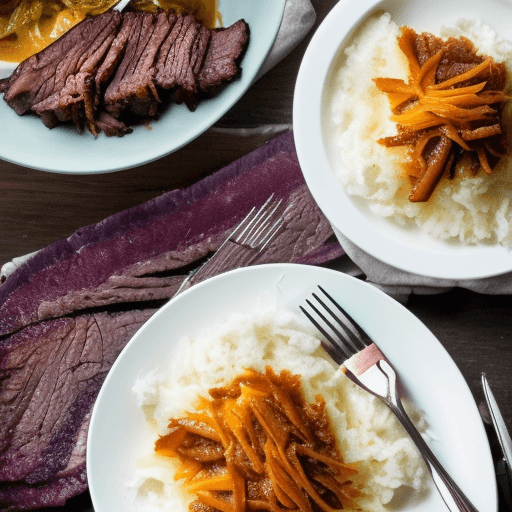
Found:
[328,13,512,246]
[130,294,430,511]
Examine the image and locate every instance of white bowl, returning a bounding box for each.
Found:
[0,61,16,80]
[87,263,496,512]
[293,0,512,280]
[0,0,285,173]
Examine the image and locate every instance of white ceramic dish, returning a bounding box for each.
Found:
[87,263,496,512]
[0,61,15,81]
[0,0,285,174]
[293,0,512,280]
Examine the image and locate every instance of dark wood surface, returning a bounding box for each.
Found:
[1,1,510,510]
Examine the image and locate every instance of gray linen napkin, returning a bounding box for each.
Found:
[336,231,512,299]
[257,0,316,78]
[0,0,316,283]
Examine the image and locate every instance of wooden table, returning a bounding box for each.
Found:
[1,1,510,510]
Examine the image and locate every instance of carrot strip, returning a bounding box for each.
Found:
[476,145,493,174]
[186,473,233,492]
[376,27,510,201]
[409,136,452,202]
[398,26,421,79]
[194,491,233,512]
[431,57,493,89]
[418,50,443,89]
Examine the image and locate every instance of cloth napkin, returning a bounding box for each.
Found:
[337,232,512,300]
[257,0,316,78]
[0,0,316,283]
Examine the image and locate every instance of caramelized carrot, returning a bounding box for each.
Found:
[155,367,360,511]
[409,135,452,202]
[374,26,510,202]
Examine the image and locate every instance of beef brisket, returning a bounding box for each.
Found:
[0,8,250,136]
[197,20,250,96]
[103,11,171,119]
[2,10,121,120]
[155,13,203,110]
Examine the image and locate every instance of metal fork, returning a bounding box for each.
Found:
[174,195,287,295]
[300,286,479,512]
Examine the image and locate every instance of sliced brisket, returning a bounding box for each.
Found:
[0,9,250,136]
[96,110,133,137]
[32,27,117,134]
[197,20,250,97]
[2,10,121,119]
[103,10,175,119]
[155,14,202,110]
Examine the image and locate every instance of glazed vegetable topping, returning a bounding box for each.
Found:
[374,27,510,202]
[155,367,361,512]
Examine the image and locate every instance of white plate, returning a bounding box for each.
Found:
[0,0,285,174]
[293,0,512,280]
[87,263,496,512]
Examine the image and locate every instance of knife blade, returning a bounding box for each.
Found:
[482,373,512,509]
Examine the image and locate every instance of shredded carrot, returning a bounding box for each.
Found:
[374,27,510,202]
[155,367,361,511]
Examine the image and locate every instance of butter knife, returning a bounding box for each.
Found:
[481,373,512,510]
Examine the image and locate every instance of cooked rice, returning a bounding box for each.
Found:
[328,13,512,246]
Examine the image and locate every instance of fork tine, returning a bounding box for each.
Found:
[318,286,372,348]
[299,305,348,365]
[229,205,258,241]
[174,195,287,296]
[213,194,280,256]
[310,293,366,354]
[300,287,375,365]
[233,195,274,243]
[236,195,284,248]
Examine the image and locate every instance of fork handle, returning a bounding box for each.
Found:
[380,361,479,512]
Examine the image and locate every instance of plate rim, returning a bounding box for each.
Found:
[293,0,512,280]
[86,263,497,512]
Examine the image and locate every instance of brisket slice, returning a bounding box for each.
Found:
[96,111,133,137]
[155,13,202,110]
[103,10,175,119]
[0,309,155,484]
[31,24,120,134]
[184,25,211,109]
[2,10,121,117]
[197,19,250,97]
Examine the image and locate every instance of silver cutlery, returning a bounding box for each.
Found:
[482,373,512,510]
[174,195,287,296]
[300,285,479,512]
[113,0,132,10]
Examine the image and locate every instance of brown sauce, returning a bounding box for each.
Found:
[0,0,220,63]
[155,367,362,512]
[374,27,510,202]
